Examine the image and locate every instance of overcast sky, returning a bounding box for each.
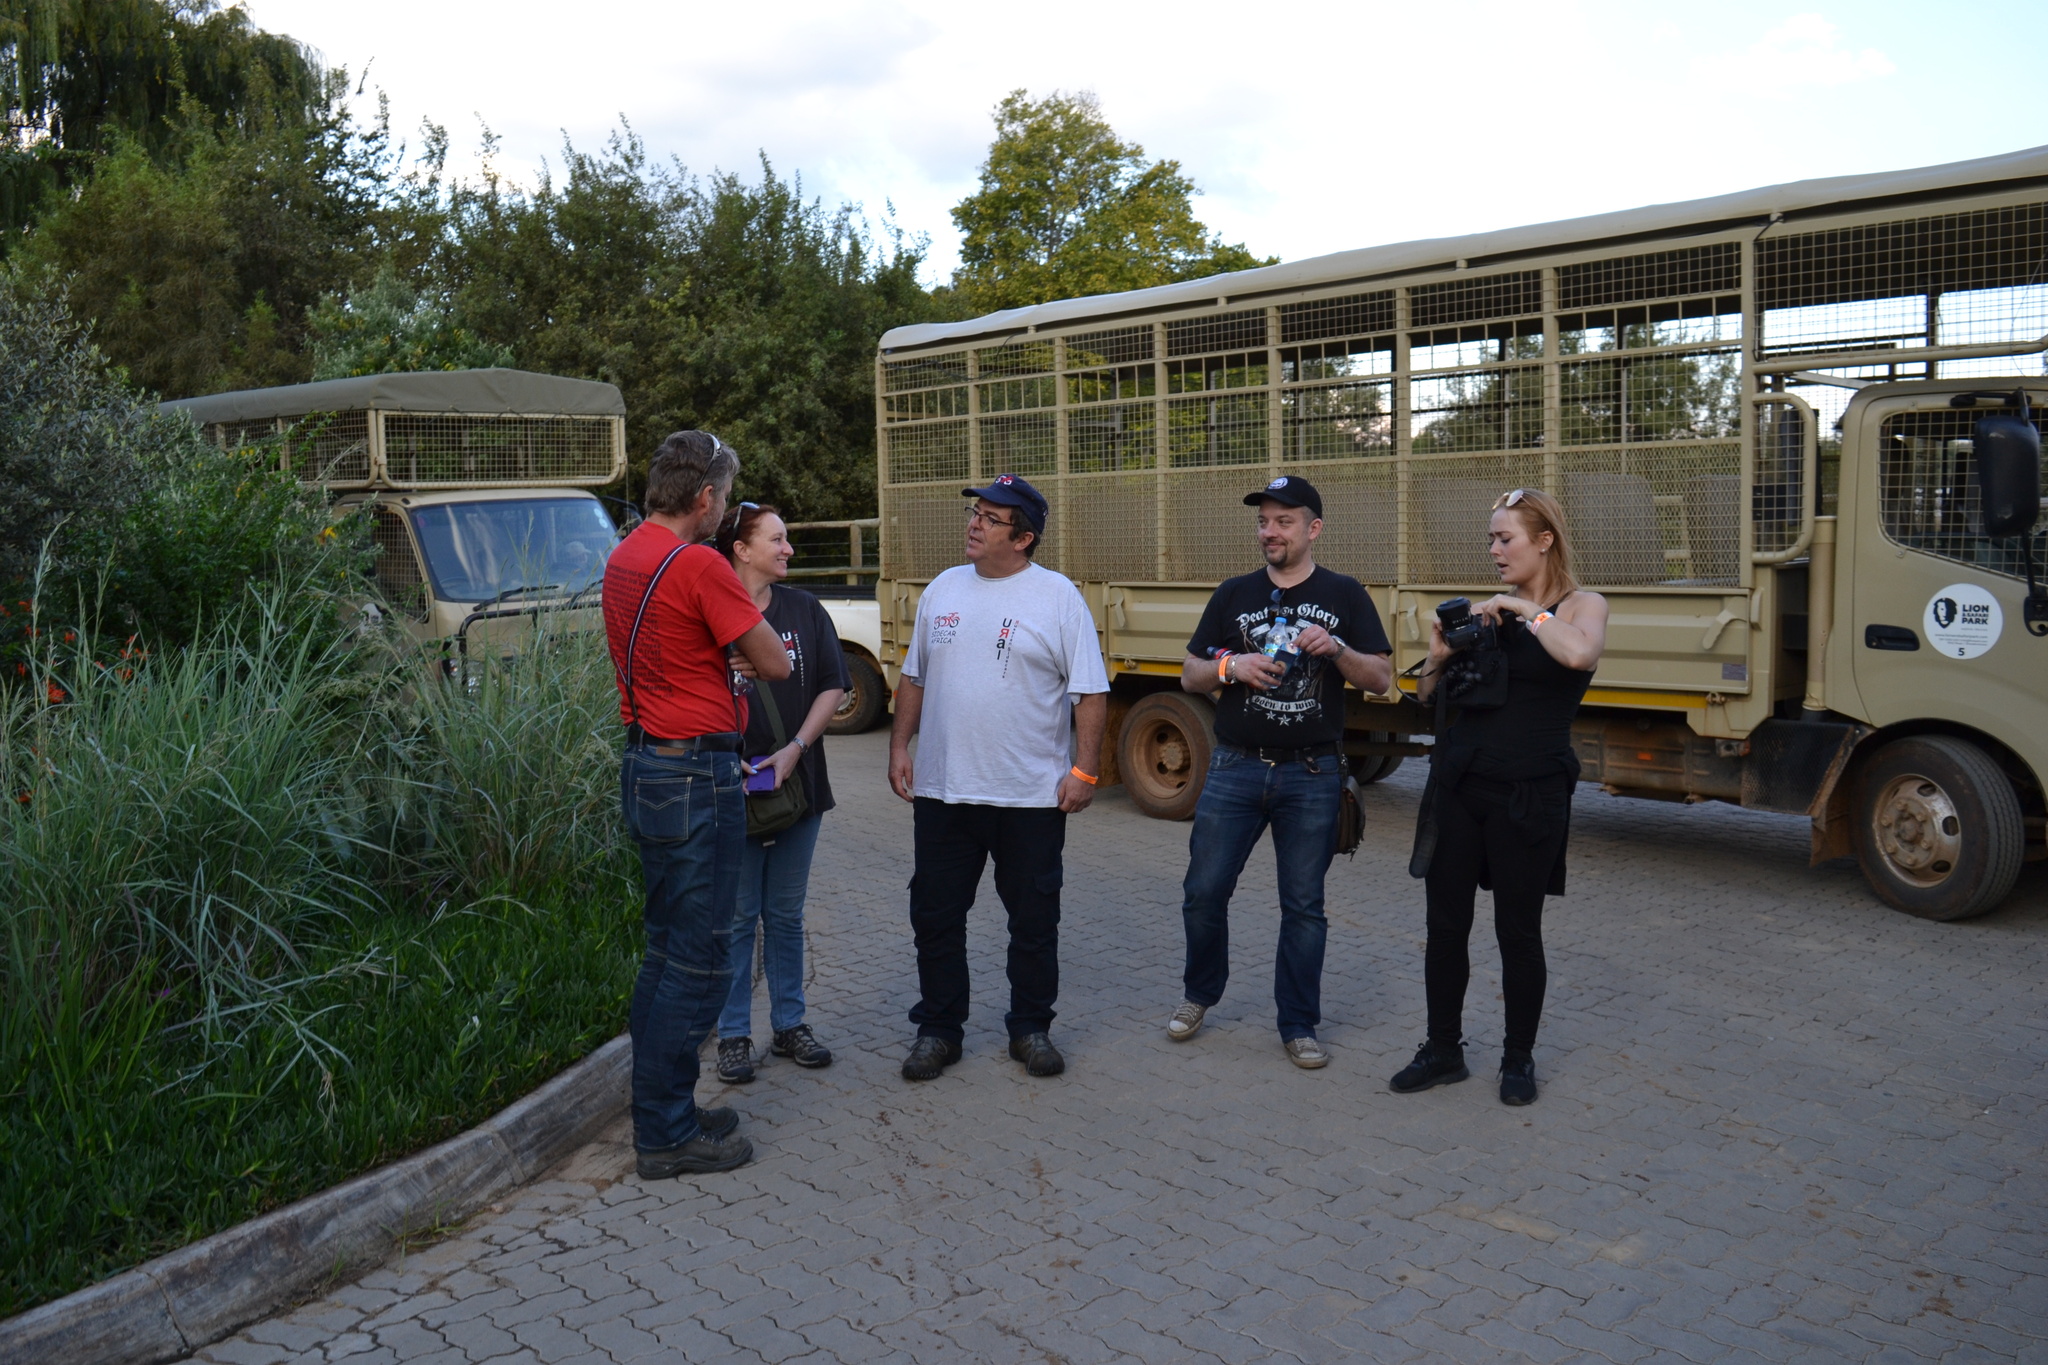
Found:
[246,0,2046,291]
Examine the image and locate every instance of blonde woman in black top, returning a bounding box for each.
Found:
[1393,488,1608,1105]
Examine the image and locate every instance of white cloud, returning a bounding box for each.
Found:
[1719,13,1897,94]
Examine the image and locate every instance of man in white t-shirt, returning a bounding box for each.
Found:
[888,474,1110,1081]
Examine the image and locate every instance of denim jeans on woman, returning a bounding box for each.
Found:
[718,813,824,1039]
[1180,747,1342,1041]
[620,743,745,1153]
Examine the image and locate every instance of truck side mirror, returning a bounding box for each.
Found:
[1974,404,2040,539]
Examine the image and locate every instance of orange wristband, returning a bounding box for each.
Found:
[1529,611,1554,632]
[1069,766,1098,786]
[1216,651,1233,682]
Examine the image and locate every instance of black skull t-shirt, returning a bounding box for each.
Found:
[1186,565,1392,750]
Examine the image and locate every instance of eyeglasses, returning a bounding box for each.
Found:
[965,506,1016,529]
[1494,488,1531,509]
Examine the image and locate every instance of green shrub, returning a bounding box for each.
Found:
[1,602,637,1315]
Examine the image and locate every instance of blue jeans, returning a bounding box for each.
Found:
[1180,747,1343,1041]
[718,813,824,1039]
[620,744,745,1152]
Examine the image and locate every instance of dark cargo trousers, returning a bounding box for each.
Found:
[907,798,1066,1046]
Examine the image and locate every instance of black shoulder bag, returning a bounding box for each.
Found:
[1335,758,1367,858]
[745,680,811,840]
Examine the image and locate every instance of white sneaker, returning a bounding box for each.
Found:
[1167,1001,1207,1041]
[1285,1037,1329,1069]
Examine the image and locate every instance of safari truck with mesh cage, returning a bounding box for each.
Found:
[164,369,629,660]
[872,145,2048,922]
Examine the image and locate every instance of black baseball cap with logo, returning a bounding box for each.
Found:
[1244,474,1323,519]
[963,473,1048,536]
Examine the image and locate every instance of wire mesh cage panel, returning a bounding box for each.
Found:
[1411,369,1544,453]
[885,387,969,421]
[1167,309,1267,357]
[884,352,969,392]
[1877,406,2047,580]
[1559,244,1742,310]
[207,418,282,450]
[979,412,1058,478]
[1751,399,1809,558]
[885,420,970,486]
[977,377,1056,414]
[371,507,428,619]
[380,414,617,486]
[1162,467,1267,582]
[1557,445,1742,585]
[1283,381,1394,460]
[1559,351,1741,445]
[1299,461,1400,583]
[882,484,969,580]
[1069,402,1157,472]
[1062,472,1158,580]
[1411,272,1542,329]
[1280,291,1396,345]
[974,340,1055,378]
[279,411,371,483]
[1168,393,1269,467]
[1066,326,1153,367]
[1406,454,1547,583]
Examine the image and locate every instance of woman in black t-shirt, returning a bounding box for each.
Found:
[711,505,850,1084]
[1393,488,1609,1106]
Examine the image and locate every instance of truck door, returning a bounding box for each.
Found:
[1838,387,2047,918]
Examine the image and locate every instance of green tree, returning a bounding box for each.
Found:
[1,0,324,237]
[949,89,1271,314]
[308,261,511,378]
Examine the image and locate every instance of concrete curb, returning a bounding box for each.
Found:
[0,1033,632,1365]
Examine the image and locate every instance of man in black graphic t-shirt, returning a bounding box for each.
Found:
[1170,475,1393,1069]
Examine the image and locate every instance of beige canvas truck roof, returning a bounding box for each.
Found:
[881,142,2048,353]
[161,368,626,423]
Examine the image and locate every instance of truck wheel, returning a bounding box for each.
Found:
[1350,732,1404,784]
[828,654,887,735]
[1119,693,1215,821]
[1851,736,2024,921]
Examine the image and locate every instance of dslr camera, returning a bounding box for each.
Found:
[1435,596,1498,653]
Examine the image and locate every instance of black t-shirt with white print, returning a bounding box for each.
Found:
[1186,564,1392,750]
[741,584,852,815]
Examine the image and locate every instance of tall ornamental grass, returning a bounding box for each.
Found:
[1,593,639,1315]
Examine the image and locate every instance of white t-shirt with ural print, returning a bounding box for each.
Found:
[900,561,1111,808]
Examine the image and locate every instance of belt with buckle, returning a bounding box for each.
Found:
[1223,741,1343,765]
[626,726,743,755]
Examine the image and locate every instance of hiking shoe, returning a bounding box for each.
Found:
[716,1036,755,1084]
[1009,1032,1065,1077]
[1166,1001,1207,1041]
[1500,1055,1537,1106]
[1285,1036,1329,1069]
[636,1129,753,1179]
[1390,1040,1469,1093]
[697,1105,739,1139]
[901,1035,962,1081]
[771,1025,833,1069]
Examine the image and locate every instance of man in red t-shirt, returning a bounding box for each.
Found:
[603,430,789,1179]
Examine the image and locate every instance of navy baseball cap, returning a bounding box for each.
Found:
[1245,474,1323,519]
[963,473,1048,535]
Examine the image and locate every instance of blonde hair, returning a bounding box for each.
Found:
[1492,488,1582,601]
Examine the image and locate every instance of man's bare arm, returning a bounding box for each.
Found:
[888,677,923,802]
[732,619,792,681]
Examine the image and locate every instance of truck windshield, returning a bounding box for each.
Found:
[409,498,618,604]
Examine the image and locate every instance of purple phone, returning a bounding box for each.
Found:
[744,761,778,793]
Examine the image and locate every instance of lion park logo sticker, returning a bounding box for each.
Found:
[1924,583,2003,659]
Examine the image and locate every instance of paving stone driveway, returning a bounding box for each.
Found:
[194,728,2048,1364]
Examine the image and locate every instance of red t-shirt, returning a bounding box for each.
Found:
[603,524,763,739]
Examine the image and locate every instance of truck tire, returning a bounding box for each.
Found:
[828,654,887,735]
[1119,692,1216,821]
[1851,736,2024,921]
[1350,732,1404,784]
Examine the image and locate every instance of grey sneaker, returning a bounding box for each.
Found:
[1285,1036,1329,1069]
[716,1036,755,1084]
[1167,1001,1207,1041]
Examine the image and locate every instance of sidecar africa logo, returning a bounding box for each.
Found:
[995,617,1018,675]
[929,611,961,647]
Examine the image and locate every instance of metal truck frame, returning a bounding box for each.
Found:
[873,145,2048,921]
[164,368,629,656]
